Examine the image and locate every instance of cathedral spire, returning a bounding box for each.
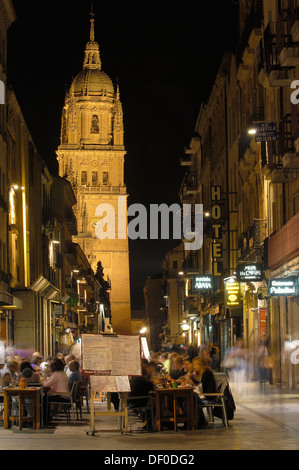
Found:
[83,6,101,70]
[89,3,95,42]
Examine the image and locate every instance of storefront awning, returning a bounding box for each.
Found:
[30,275,60,300]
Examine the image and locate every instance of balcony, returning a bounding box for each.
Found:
[179,172,198,204]
[238,218,267,261]
[182,253,200,275]
[180,154,192,166]
[183,172,198,195]
[236,0,263,66]
[83,185,127,194]
[260,22,296,87]
[279,113,299,169]
[268,211,299,271]
[261,127,298,183]
[276,5,299,67]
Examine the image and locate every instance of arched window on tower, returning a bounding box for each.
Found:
[91,114,99,134]
[102,171,109,185]
[81,171,87,185]
[92,171,98,186]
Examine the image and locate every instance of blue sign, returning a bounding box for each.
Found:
[255,122,277,142]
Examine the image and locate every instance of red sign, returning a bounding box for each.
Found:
[259,308,267,338]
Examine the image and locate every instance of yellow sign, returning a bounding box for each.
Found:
[225,281,240,307]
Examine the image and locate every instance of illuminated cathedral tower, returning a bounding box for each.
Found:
[56,13,131,334]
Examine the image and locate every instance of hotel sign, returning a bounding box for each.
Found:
[194,275,213,291]
[269,278,297,296]
[236,263,264,282]
[225,281,241,308]
[211,186,224,277]
[255,122,277,142]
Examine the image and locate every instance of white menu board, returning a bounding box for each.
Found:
[82,334,142,376]
[90,375,131,393]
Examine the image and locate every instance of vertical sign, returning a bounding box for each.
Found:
[211,186,223,277]
[224,281,241,307]
[259,308,267,338]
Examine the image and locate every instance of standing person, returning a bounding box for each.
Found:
[256,338,273,392]
[223,339,247,397]
[210,343,220,371]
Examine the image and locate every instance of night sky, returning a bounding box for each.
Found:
[7,0,239,310]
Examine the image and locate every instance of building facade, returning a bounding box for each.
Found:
[162,0,299,391]
[56,15,131,334]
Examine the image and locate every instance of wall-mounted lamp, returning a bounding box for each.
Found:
[248,128,257,135]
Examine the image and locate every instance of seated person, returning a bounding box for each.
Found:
[169,356,185,381]
[0,358,19,388]
[64,354,76,378]
[68,360,82,386]
[19,360,40,383]
[42,359,71,422]
[17,361,40,421]
[129,359,155,408]
[192,356,217,395]
[30,355,43,375]
[0,358,20,417]
[42,359,70,399]
[191,356,217,427]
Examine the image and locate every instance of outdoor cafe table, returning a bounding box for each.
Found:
[155,386,194,432]
[3,386,42,430]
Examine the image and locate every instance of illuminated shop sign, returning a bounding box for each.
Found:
[225,281,241,307]
[236,263,264,282]
[269,278,297,296]
[194,275,213,291]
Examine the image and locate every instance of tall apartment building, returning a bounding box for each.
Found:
[171,0,299,390]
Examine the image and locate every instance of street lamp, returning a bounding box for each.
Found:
[248,127,257,135]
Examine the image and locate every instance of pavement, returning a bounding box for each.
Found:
[1,381,299,454]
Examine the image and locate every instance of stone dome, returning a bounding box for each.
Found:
[71,68,114,97]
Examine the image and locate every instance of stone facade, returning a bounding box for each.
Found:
[56,15,131,334]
